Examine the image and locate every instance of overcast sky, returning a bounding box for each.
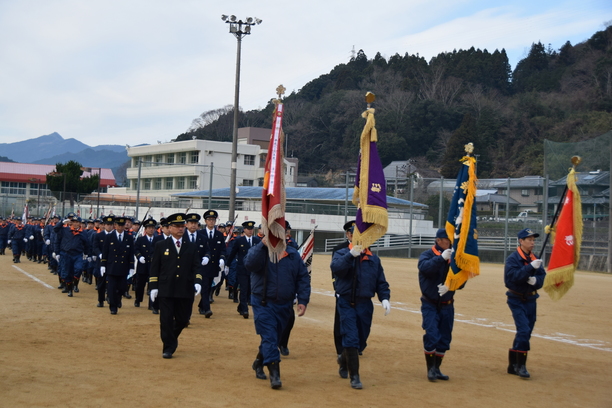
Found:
[0,0,610,148]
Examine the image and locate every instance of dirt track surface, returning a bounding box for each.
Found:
[1,254,611,408]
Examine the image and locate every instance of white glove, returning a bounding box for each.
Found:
[7,240,10,244]
[52,252,56,258]
[92,255,97,261]
[382,299,391,316]
[219,259,225,269]
[201,256,210,266]
[29,235,34,240]
[138,256,146,264]
[150,289,158,302]
[99,253,102,259]
[530,259,542,269]
[55,254,60,261]
[100,266,106,276]
[527,276,537,285]
[45,239,50,245]
[194,283,202,296]
[87,257,92,262]
[128,269,135,279]
[224,266,229,275]
[212,270,222,286]
[82,254,87,260]
[438,284,449,296]
[441,248,452,260]
[23,238,28,242]
[350,245,363,257]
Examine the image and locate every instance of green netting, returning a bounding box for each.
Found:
[544,131,612,181]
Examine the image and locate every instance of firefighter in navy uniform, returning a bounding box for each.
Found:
[417,228,457,382]
[0,216,10,255]
[278,220,300,356]
[100,217,135,315]
[134,219,158,308]
[53,216,91,297]
[226,221,260,318]
[149,213,203,359]
[197,210,226,318]
[8,216,27,263]
[504,228,546,379]
[245,236,311,389]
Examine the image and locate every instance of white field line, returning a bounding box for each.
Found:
[311,288,612,352]
[12,265,54,289]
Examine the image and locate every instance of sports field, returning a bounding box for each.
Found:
[1,254,610,407]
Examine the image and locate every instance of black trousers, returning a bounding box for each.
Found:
[279,309,295,349]
[236,274,251,314]
[106,275,126,312]
[159,296,193,354]
[198,277,213,311]
[134,273,149,303]
[334,298,343,355]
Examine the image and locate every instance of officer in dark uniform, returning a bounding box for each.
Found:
[505,228,546,379]
[245,236,311,389]
[53,216,91,297]
[0,216,10,255]
[149,213,203,359]
[100,216,135,315]
[44,215,60,273]
[197,210,226,318]
[418,228,456,381]
[226,221,261,318]
[331,241,391,389]
[8,216,27,263]
[151,217,171,314]
[93,216,114,307]
[134,218,157,308]
[331,220,355,378]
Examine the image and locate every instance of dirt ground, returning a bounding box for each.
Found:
[1,253,611,408]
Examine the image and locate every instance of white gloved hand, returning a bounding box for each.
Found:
[382,299,391,316]
[92,255,97,261]
[438,283,449,296]
[530,259,542,269]
[23,238,28,243]
[138,256,146,264]
[219,259,225,269]
[527,276,537,285]
[212,270,222,286]
[441,248,453,260]
[7,240,10,244]
[83,254,87,260]
[350,245,363,257]
[100,266,106,276]
[128,269,135,279]
[224,266,229,275]
[150,289,158,302]
[87,257,92,262]
[55,254,60,261]
[29,235,34,240]
[201,256,210,266]
[45,239,51,245]
[194,283,201,296]
[99,253,102,259]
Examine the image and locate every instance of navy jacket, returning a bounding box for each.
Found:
[149,237,202,299]
[53,223,90,256]
[199,228,226,278]
[331,247,390,302]
[227,235,261,276]
[135,234,156,275]
[245,242,311,305]
[505,248,546,299]
[101,231,135,276]
[418,245,454,302]
[8,224,27,241]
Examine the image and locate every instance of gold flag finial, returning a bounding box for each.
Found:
[273,85,286,106]
[464,142,474,155]
[571,156,581,167]
[365,91,375,108]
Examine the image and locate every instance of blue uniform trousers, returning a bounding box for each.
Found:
[237,274,250,314]
[507,296,537,351]
[252,295,293,365]
[337,296,373,351]
[59,252,85,283]
[227,259,237,287]
[420,299,454,352]
[11,239,26,256]
[0,237,7,252]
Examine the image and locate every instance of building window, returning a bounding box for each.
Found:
[189,176,197,190]
[521,189,530,197]
[242,179,254,186]
[154,178,162,190]
[177,177,185,189]
[166,154,174,164]
[165,178,173,190]
[131,179,138,190]
[143,179,151,190]
[155,154,163,166]
[259,154,266,168]
[1,181,26,195]
[244,155,255,166]
[178,152,187,164]
[290,167,293,175]
[144,155,152,167]
[190,151,199,164]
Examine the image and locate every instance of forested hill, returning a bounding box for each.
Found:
[179,26,612,180]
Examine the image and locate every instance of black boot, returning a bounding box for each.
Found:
[346,347,362,389]
[62,282,70,293]
[73,278,80,293]
[58,276,65,289]
[435,354,449,380]
[507,349,517,375]
[515,350,530,378]
[123,284,132,299]
[228,286,234,299]
[266,361,282,389]
[252,352,267,380]
[233,287,239,303]
[15,255,21,263]
[337,351,348,379]
[425,352,437,382]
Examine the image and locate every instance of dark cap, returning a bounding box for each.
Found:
[435,228,449,239]
[143,219,157,228]
[225,221,233,226]
[234,226,243,234]
[86,219,95,224]
[114,217,127,226]
[166,213,187,225]
[132,219,141,225]
[103,216,114,224]
[518,228,539,240]
[285,221,291,230]
[203,210,218,219]
[242,221,256,229]
[160,217,168,227]
[218,223,226,228]
[343,220,356,232]
[73,216,82,223]
[186,213,201,222]
[66,212,77,219]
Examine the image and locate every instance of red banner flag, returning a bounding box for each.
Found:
[261,102,286,261]
[544,168,583,300]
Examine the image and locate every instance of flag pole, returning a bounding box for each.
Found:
[538,156,581,259]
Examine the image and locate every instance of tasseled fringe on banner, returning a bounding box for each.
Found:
[543,265,575,301]
[444,254,480,291]
[262,204,287,263]
[568,168,583,266]
[352,109,377,209]
[352,205,388,249]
